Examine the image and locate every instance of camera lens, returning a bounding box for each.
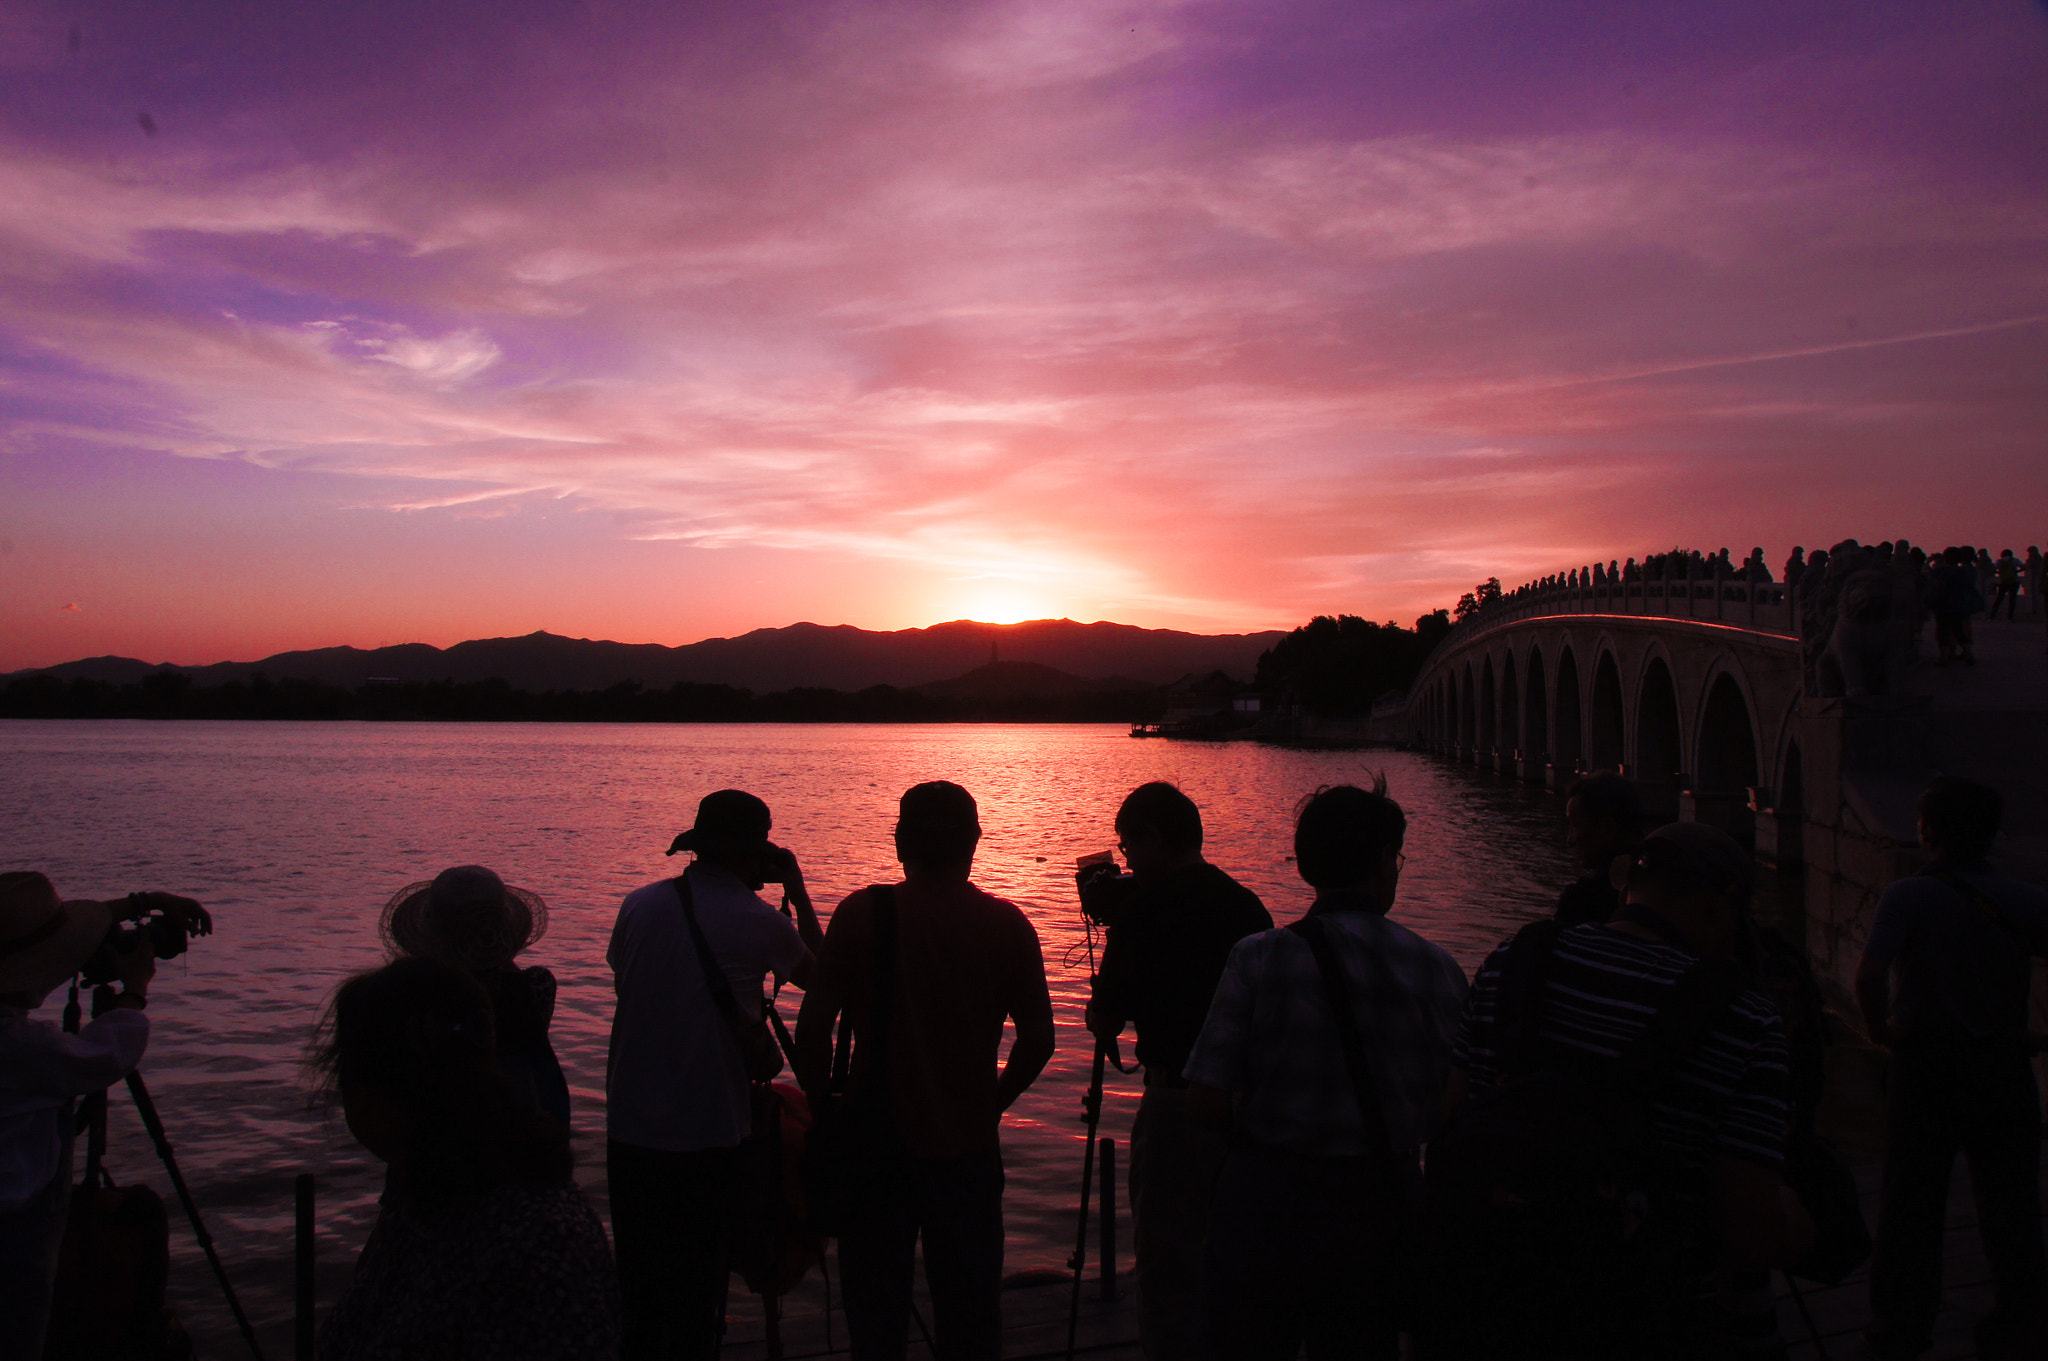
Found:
[146,914,191,964]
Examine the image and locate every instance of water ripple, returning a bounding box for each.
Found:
[2,719,1574,1353]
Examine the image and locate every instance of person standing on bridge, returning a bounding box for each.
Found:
[1926,547,1981,667]
[1991,550,2021,621]
[1857,777,2048,1361]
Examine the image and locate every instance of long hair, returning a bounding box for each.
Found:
[311,956,570,1208]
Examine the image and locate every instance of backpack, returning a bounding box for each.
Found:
[45,1179,196,1361]
[1414,920,1742,1361]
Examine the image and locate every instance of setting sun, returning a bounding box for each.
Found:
[959,592,1048,626]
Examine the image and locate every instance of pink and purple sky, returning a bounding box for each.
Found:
[3,0,2045,670]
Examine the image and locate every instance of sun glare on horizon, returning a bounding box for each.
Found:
[954,588,1051,627]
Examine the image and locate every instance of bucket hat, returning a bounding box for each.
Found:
[381,865,547,972]
[0,872,113,998]
[664,789,773,856]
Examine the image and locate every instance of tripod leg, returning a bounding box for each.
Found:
[822,1244,836,1354]
[1065,1038,1108,1361]
[125,1071,268,1361]
[1782,1272,1829,1361]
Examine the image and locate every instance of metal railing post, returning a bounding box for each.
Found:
[1099,1138,1118,1301]
[296,1173,315,1361]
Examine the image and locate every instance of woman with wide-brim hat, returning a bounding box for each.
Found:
[381,867,571,1133]
[0,872,207,1361]
[312,956,618,1361]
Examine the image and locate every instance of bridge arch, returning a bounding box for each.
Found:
[1523,645,1547,769]
[1459,663,1475,750]
[1589,649,1625,771]
[1779,739,1805,832]
[1554,646,1584,774]
[1479,657,1498,760]
[1635,656,1685,821]
[1761,695,1807,865]
[1695,659,1761,793]
[1695,662,1761,844]
[1500,650,1520,762]
[1407,608,1802,810]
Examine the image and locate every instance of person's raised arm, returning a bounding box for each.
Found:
[1087,921,1130,1044]
[764,845,823,952]
[997,936,1055,1113]
[793,974,842,1104]
[123,891,212,939]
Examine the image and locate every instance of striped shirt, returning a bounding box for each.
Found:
[1454,924,1791,1174]
[1184,903,1469,1157]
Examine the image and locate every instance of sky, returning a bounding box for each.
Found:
[3,0,2045,669]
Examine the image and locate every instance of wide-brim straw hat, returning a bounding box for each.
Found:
[381,865,547,972]
[0,872,114,998]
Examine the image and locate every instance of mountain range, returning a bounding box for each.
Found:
[9,619,1285,695]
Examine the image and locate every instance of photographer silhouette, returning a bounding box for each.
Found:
[0,873,224,1361]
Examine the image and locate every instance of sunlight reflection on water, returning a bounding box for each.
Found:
[2,720,1577,1352]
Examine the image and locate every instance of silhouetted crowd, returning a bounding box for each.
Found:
[4,770,2044,1361]
[1481,540,2048,628]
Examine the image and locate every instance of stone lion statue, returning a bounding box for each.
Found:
[1816,566,1915,697]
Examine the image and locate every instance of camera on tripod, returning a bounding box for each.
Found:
[78,895,205,987]
[1075,852,1137,927]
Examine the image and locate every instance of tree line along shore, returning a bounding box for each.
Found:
[0,610,1455,723]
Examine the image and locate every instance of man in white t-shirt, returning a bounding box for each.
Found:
[607,789,823,1361]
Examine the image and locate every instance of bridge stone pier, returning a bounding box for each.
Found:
[1400,568,2048,1033]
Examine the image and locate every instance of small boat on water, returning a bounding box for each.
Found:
[1128,717,1246,741]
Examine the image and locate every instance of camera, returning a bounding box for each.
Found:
[1076,853,1137,927]
[79,907,200,987]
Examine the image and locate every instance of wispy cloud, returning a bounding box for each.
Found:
[2,0,2045,665]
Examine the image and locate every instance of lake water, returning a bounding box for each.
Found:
[1,720,1579,1355]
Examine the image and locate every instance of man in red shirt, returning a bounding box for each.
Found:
[796,782,1055,1361]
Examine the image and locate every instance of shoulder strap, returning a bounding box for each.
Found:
[674,874,757,1034]
[1931,871,2040,958]
[1287,915,1395,1160]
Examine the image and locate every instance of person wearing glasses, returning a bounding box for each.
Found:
[1081,782,1270,1361]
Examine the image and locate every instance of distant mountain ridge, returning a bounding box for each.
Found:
[9,619,1284,695]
